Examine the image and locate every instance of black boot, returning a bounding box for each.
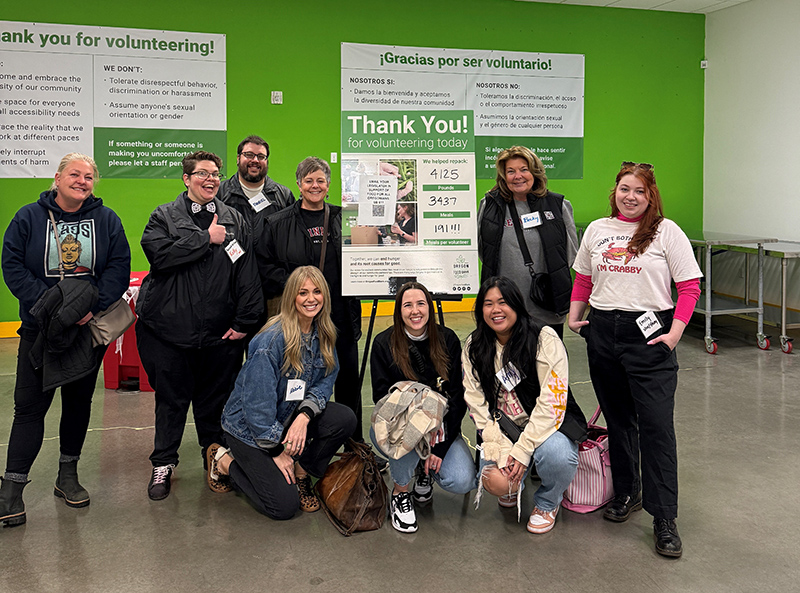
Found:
[54,461,90,508]
[0,477,29,527]
[654,518,683,558]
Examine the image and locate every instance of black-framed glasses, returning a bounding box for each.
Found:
[189,171,223,180]
[240,151,267,162]
[621,161,654,171]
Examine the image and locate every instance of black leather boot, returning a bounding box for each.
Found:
[654,518,683,558]
[54,461,90,508]
[603,492,642,522]
[0,477,29,527]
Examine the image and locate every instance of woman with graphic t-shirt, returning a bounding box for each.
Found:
[568,162,702,558]
[1,153,131,527]
[260,157,374,459]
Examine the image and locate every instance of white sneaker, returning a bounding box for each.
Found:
[389,491,418,533]
[527,506,558,534]
[498,492,518,508]
[411,468,433,504]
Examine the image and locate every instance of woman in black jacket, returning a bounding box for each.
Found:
[260,157,367,450]
[370,282,475,533]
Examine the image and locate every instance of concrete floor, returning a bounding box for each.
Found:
[1,312,798,593]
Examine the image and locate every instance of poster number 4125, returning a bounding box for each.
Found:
[430,168,460,181]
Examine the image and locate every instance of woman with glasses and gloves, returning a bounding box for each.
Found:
[568,162,701,558]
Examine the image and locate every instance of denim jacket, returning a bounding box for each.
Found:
[221,320,339,452]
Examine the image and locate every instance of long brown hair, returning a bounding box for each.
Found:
[263,266,337,374]
[389,282,450,380]
[609,162,664,256]
[491,145,548,202]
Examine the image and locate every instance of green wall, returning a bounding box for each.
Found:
[0,0,705,323]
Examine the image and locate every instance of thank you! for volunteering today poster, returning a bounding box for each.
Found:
[340,42,584,297]
[0,20,225,179]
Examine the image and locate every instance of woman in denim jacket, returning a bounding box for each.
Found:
[207,266,356,519]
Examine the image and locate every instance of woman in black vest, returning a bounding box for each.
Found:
[477,146,579,337]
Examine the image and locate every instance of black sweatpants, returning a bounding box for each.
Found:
[137,322,245,467]
[5,329,102,476]
[225,402,356,520]
[584,308,679,519]
[333,334,362,441]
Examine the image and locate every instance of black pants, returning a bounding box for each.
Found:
[584,308,679,519]
[225,402,356,520]
[5,330,102,476]
[137,322,245,467]
[333,334,362,441]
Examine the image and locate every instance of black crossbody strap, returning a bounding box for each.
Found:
[318,203,330,273]
[507,200,536,275]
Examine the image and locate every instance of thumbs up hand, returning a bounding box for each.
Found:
[208,213,226,245]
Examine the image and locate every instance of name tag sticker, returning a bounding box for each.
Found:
[248,195,271,213]
[521,211,542,229]
[636,311,663,338]
[286,379,306,401]
[225,239,245,263]
[496,362,524,392]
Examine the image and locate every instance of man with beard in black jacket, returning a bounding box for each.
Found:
[218,135,294,326]
[136,151,263,501]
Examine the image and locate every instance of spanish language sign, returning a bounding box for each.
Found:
[341,42,583,297]
[0,21,225,179]
[342,43,584,181]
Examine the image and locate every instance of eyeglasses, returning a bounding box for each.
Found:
[240,151,268,162]
[189,171,223,180]
[621,161,654,171]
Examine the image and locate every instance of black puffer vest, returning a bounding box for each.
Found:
[478,188,572,315]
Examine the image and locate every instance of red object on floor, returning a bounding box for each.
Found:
[102,271,153,392]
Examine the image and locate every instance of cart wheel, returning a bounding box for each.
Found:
[705,341,718,354]
[781,340,793,354]
[757,337,770,350]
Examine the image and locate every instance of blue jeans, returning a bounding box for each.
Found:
[370,428,477,494]
[479,430,578,512]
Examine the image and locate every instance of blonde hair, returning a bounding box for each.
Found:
[50,153,99,191]
[263,266,337,374]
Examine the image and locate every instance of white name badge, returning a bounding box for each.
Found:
[225,239,245,263]
[496,362,523,392]
[248,194,271,213]
[521,211,542,229]
[636,311,663,338]
[286,379,306,401]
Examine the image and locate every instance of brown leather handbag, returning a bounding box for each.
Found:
[314,439,388,536]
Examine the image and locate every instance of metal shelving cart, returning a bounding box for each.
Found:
[726,241,800,354]
[688,231,777,354]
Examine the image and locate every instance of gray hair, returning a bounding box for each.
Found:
[50,153,99,191]
[295,157,331,184]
